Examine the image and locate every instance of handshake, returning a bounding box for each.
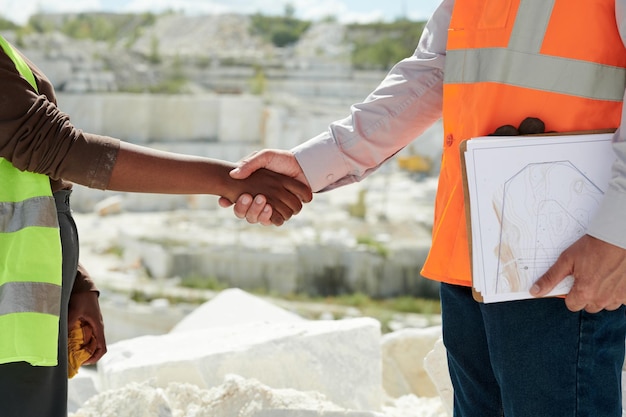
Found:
[220,117,550,226]
[219,149,311,226]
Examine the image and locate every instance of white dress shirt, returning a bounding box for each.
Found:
[293,0,626,249]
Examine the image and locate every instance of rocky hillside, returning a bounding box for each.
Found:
[0,12,426,97]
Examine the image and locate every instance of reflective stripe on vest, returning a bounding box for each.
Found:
[421,0,626,286]
[0,36,62,366]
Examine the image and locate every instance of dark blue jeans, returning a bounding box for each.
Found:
[441,283,626,417]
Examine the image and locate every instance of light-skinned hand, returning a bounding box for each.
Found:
[530,234,626,313]
[219,149,310,225]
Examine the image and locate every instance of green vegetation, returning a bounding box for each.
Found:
[347,19,427,70]
[148,35,161,64]
[178,276,229,292]
[249,65,268,95]
[250,5,311,47]
[128,281,440,332]
[356,235,389,258]
[283,291,441,332]
[4,9,429,86]
[134,54,190,94]
[285,291,440,314]
[0,15,20,31]
[27,12,157,44]
[179,278,440,327]
[348,189,367,219]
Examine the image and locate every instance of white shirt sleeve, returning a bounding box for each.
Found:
[586,0,626,248]
[293,0,454,193]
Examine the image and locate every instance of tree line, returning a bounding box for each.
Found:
[0,10,426,70]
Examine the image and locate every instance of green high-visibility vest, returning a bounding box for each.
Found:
[0,36,63,367]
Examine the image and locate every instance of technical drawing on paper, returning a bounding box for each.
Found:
[493,161,604,293]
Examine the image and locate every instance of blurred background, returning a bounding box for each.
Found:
[0,1,445,340]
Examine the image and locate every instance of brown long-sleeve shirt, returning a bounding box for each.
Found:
[0,41,120,293]
[0,42,120,192]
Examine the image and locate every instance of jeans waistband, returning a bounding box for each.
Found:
[53,189,72,213]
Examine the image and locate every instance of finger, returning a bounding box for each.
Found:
[268,193,301,220]
[270,211,285,226]
[563,297,586,312]
[604,303,624,311]
[86,334,107,364]
[233,194,253,219]
[84,344,107,364]
[530,257,573,297]
[583,304,603,314]
[563,285,592,312]
[230,151,271,179]
[245,195,269,224]
[86,327,107,363]
[272,184,305,216]
[218,197,233,208]
[285,179,313,203]
[78,321,107,364]
[257,205,274,226]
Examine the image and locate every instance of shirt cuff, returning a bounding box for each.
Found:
[587,186,626,249]
[292,132,352,193]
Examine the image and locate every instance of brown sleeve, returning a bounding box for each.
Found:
[72,263,99,295]
[0,42,120,189]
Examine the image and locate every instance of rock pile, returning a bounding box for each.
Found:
[69,288,451,416]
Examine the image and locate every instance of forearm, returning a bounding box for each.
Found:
[107,141,235,198]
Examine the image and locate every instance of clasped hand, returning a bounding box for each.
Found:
[219,149,310,226]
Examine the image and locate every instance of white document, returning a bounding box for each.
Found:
[463,133,615,303]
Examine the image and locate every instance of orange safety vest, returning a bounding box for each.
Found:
[421,0,626,286]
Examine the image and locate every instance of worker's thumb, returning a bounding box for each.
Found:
[530,257,572,297]
[229,150,268,179]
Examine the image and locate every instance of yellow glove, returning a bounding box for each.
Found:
[67,320,96,378]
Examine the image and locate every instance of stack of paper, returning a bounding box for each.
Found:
[462,133,615,303]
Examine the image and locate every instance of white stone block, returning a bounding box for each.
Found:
[98,318,382,411]
[100,300,186,344]
[424,339,453,417]
[68,368,100,414]
[381,326,442,398]
[171,288,303,334]
[101,94,152,143]
[148,95,219,142]
[57,93,104,134]
[218,95,262,142]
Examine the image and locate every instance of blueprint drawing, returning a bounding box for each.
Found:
[463,133,615,303]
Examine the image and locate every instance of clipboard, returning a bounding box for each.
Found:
[460,129,616,303]
[459,140,483,302]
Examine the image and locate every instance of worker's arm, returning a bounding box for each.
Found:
[0,45,311,225]
[292,0,451,193]
[108,142,312,224]
[219,0,453,224]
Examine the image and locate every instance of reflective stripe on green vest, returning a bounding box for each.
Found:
[0,36,62,367]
